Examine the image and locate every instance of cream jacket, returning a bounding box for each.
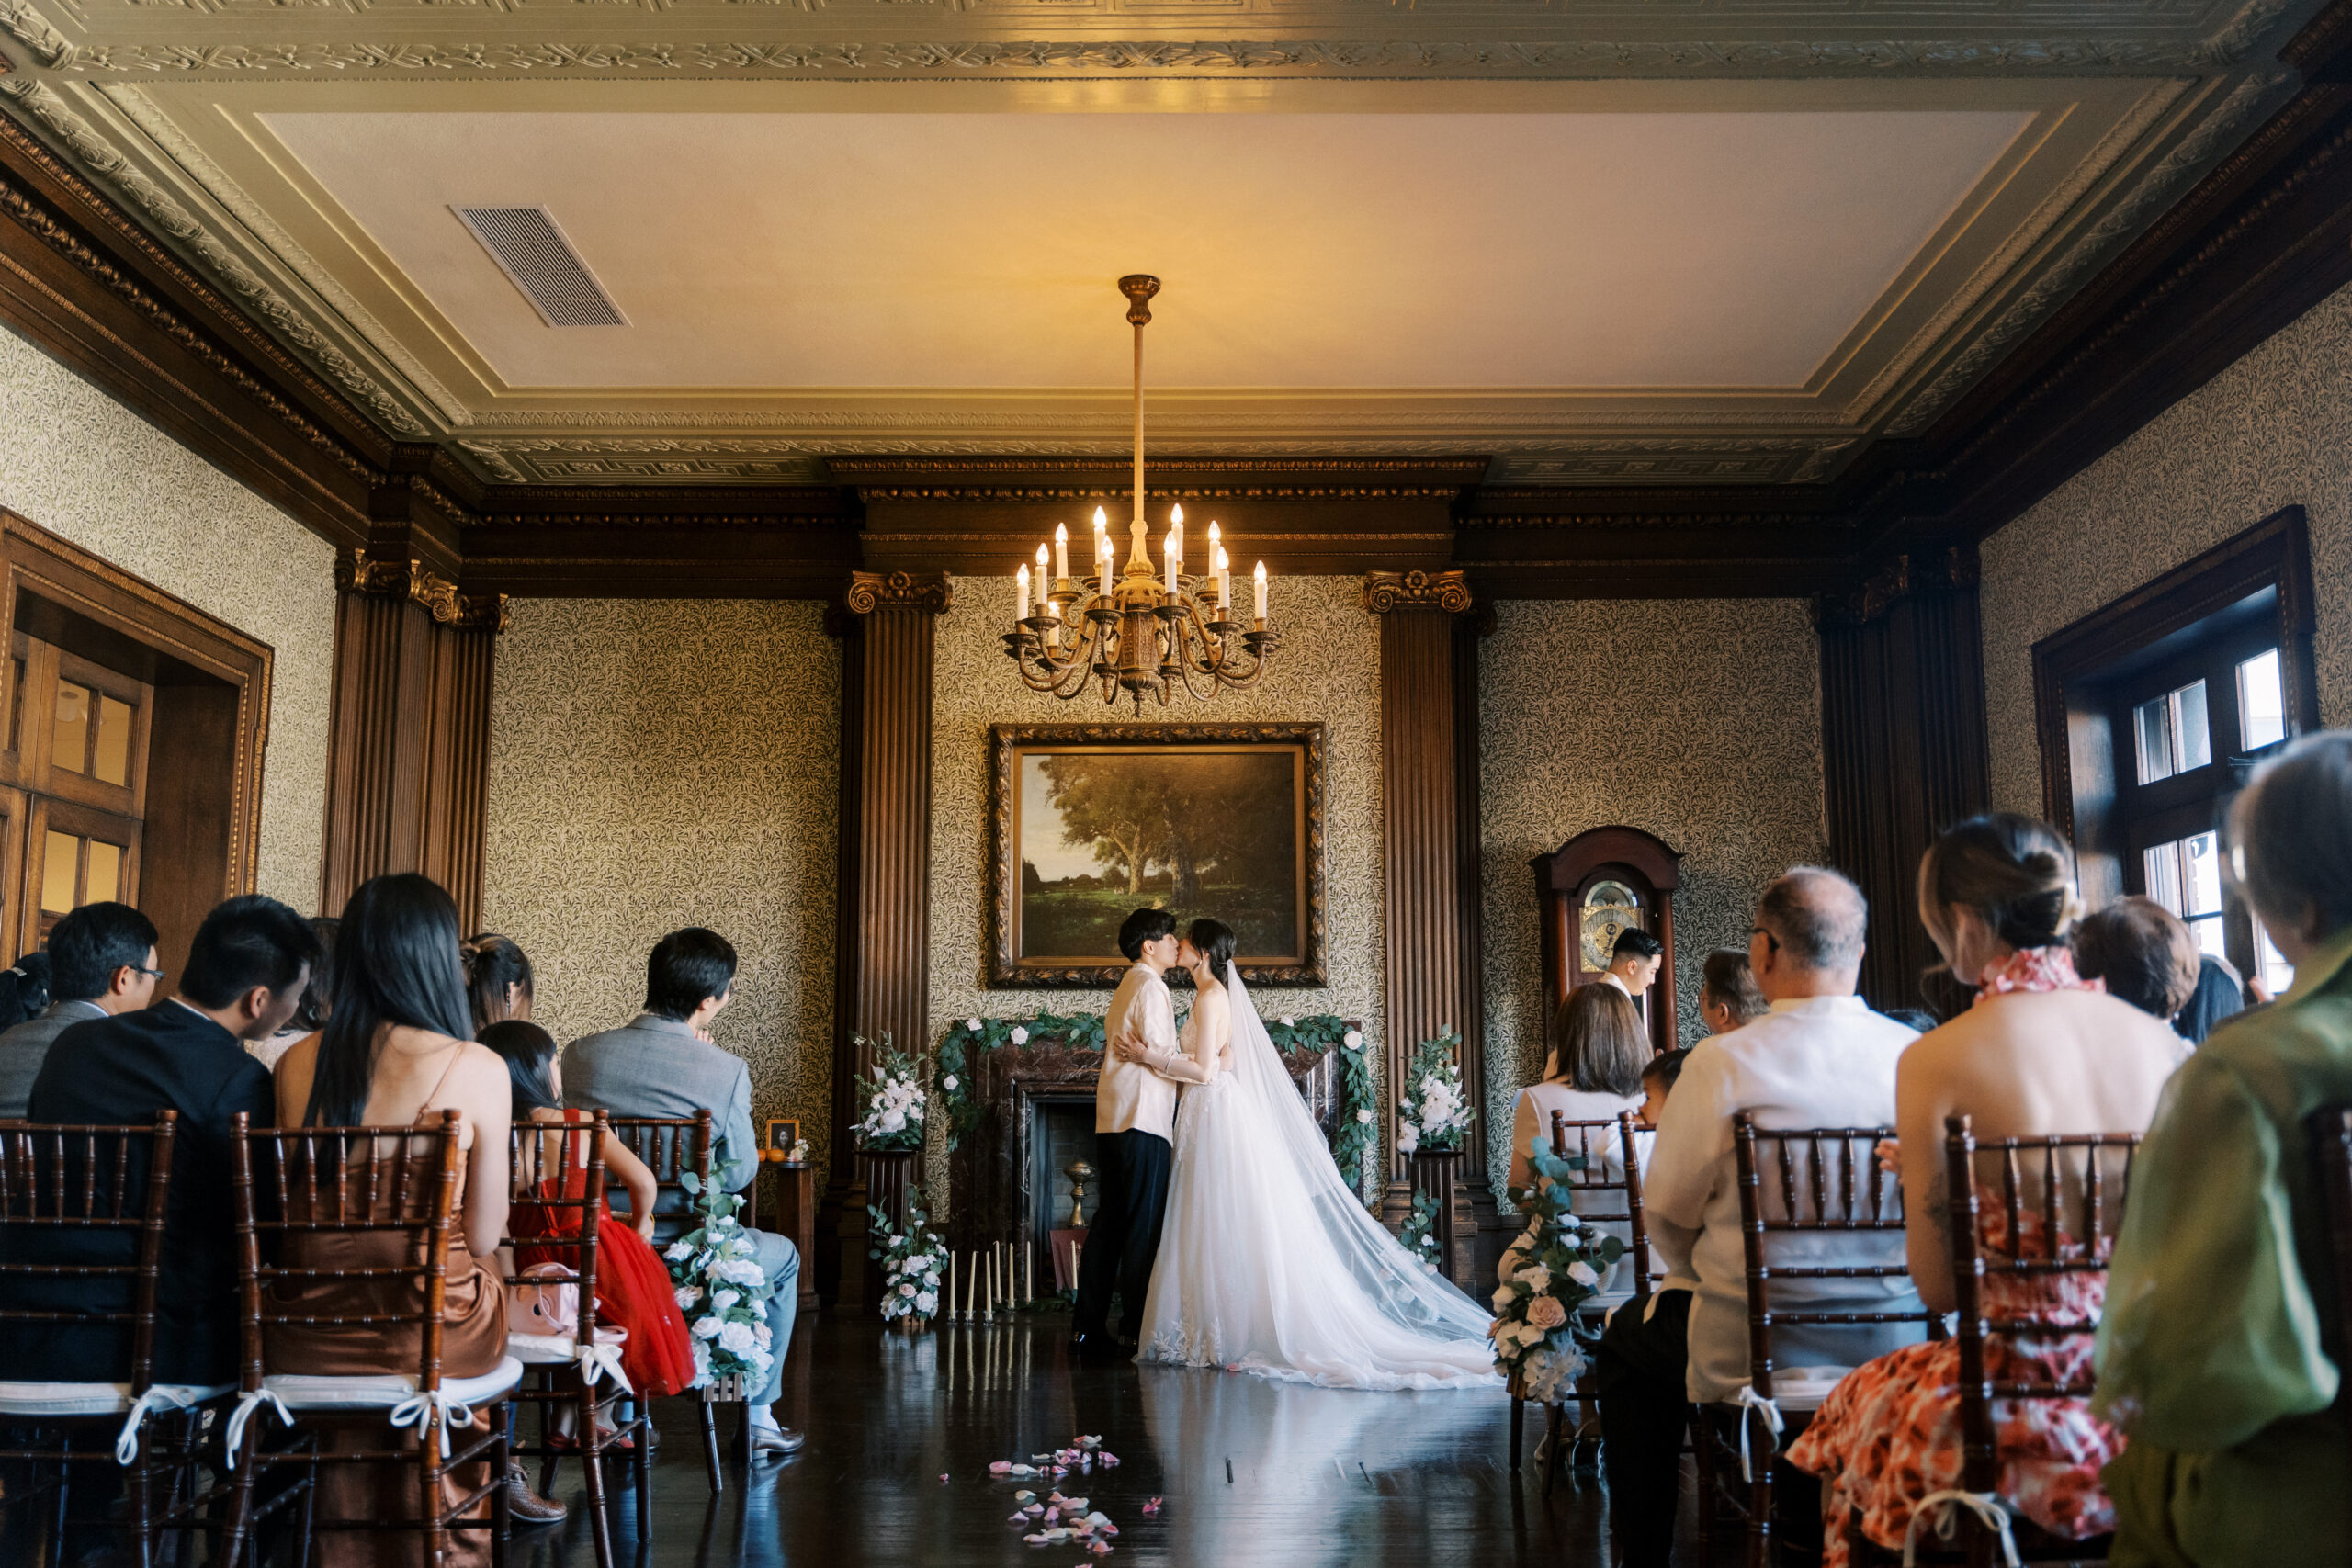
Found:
[1097,962,1181,1141]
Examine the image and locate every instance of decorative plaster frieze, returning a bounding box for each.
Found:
[334,547,510,631]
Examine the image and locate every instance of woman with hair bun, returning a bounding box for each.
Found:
[2095,732,2352,1565]
[1787,813,2184,1565]
[462,933,534,1032]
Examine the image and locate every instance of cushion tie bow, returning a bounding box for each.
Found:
[1728,1385,1785,1484]
[222,1389,293,1469]
[1903,1489,2021,1568]
[389,1390,476,1459]
[112,1386,205,1465]
[577,1338,634,1396]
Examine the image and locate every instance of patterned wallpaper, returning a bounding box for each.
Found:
[0,327,335,915]
[481,599,842,1176]
[1981,277,2352,816]
[1477,598,1828,1196]
[928,572,1385,1204]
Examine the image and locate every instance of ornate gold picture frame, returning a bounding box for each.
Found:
[987,723,1326,988]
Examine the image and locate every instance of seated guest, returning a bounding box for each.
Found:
[2,896,316,1387]
[483,1018,695,1402]
[2074,895,2201,1031]
[1637,1046,1690,1127]
[1511,985,1649,1295]
[1787,816,2184,1564]
[563,928,802,1456]
[2175,951,2247,1045]
[463,933,534,1030]
[2095,733,2352,1563]
[1598,867,1920,1568]
[0,901,160,1118]
[270,874,517,1566]
[250,915,337,1069]
[1600,927,1666,1007]
[1699,946,1768,1035]
[0,951,51,1032]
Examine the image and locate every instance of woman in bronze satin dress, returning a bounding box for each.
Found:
[270,874,514,1568]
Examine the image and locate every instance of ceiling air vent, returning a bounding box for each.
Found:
[453,206,628,328]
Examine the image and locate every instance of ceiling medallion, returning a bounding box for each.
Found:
[1002,275,1278,712]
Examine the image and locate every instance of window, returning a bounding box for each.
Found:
[2143,831,2225,957]
[2134,680,2211,784]
[2238,648,2287,750]
[2255,919,2297,998]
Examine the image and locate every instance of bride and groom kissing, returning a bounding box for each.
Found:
[1069,907,1502,1391]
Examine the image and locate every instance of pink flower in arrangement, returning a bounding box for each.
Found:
[1527,1295,1569,1331]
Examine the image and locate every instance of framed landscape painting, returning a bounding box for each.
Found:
[988,723,1326,987]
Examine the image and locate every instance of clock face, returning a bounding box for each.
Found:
[1580,880,1644,973]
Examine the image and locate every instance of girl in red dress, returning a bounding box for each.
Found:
[481,1020,697,1403]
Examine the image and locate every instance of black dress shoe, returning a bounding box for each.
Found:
[748,1425,806,1458]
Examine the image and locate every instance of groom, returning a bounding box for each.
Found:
[1071,908,1184,1361]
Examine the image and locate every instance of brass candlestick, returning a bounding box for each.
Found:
[1065,1158,1095,1228]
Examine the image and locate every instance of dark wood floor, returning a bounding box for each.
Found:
[507,1314,1653,1568]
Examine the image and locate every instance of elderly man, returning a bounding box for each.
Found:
[565,928,803,1457]
[1594,867,1921,1568]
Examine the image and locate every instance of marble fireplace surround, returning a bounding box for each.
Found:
[947,1041,1340,1249]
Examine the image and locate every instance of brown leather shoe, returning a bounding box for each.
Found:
[505,1461,568,1525]
[747,1424,806,1458]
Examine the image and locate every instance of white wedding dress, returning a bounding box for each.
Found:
[1136,965,1501,1391]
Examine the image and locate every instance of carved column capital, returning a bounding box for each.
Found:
[1363,569,1474,615]
[844,570,954,616]
[334,547,509,634]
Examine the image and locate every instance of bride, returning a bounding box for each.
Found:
[1118,918,1500,1391]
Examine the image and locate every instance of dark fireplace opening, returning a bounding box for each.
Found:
[1032,1098,1100,1240]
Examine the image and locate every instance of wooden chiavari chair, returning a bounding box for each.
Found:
[504,1110,649,1568]
[606,1111,730,1490]
[1509,1110,1657,1495]
[0,1111,220,1568]
[1724,1114,1941,1568]
[2312,1106,2352,1510]
[1869,1115,2141,1566]
[215,1111,522,1568]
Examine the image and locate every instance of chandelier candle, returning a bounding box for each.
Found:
[1001,275,1278,710]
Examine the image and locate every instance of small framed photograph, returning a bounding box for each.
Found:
[763,1118,804,1161]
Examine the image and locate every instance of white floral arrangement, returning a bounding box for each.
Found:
[869,1187,949,1326]
[1397,1190,1444,1276]
[662,1169,776,1390]
[1490,1136,1624,1402]
[1395,1027,1473,1156]
[853,1032,928,1153]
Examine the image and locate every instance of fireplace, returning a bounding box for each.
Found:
[947,1038,1340,1253]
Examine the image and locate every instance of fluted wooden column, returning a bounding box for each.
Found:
[1818,545,1989,1013]
[820,570,950,1311]
[1365,570,1488,1282]
[321,545,506,930]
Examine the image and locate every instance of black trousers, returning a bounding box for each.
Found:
[1073,1128,1171,1342]
[1596,1288,1694,1568]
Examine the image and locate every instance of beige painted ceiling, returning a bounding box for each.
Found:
[0,0,2321,483]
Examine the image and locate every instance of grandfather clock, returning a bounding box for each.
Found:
[1532,826,1683,1055]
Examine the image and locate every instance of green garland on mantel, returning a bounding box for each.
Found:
[936,1012,1379,1189]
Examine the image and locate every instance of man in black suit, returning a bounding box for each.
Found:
[4,894,320,1389]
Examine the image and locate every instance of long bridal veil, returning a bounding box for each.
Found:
[1195,966,1498,1387]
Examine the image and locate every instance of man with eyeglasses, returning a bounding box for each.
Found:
[0,899,163,1118]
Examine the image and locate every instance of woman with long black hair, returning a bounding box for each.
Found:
[267,874,523,1565]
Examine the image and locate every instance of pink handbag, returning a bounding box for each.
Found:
[507,1261,580,1337]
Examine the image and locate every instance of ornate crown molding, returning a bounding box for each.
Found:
[1362,569,1474,615]
[334,548,510,633]
[844,569,953,616]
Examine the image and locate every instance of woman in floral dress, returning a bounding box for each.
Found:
[1786,814,2186,1563]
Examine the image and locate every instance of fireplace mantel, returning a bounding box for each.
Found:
[947,1040,1340,1248]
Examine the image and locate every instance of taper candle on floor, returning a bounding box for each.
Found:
[948,1251,956,1321]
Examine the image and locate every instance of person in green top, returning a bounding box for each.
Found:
[2094,730,2352,1566]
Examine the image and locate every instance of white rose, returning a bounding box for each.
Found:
[1355,1109,1374,1124]
[942,1075,958,1091]
[916,1292,937,1314]
[1566,1261,1600,1288]
[1490,1286,1514,1312]
[674,1286,701,1311]
[1396,1125,1419,1155]
[717,1320,756,1354]
[1342,1030,1363,1049]
[1011,1026,1030,1045]
[966,1017,982,1032]
[879,1111,906,1133]
[664,1242,694,1263]
[713,1289,740,1312]
[752,1323,772,1347]
[1281,1017,1295,1028]
[1516,1264,1551,1293]
[693,1317,723,1340]
[899,1282,918,1298]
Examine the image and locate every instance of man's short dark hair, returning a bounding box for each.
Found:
[646,928,738,1021]
[47,901,158,1002]
[1611,928,1665,964]
[179,895,322,1010]
[1118,908,1178,962]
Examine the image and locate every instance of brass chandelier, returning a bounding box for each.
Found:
[1002,275,1278,711]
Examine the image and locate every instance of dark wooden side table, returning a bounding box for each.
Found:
[752,1154,821,1314]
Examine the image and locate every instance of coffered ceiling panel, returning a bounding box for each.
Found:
[0,0,2323,485]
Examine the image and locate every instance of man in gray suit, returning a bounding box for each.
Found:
[563,927,803,1457]
[0,902,162,1118]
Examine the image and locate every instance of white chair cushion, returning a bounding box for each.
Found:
[509,1326,626,1365]
[263,1357,523,1411]
[1752,1366,1855,1416]
[0,1382,230,1417]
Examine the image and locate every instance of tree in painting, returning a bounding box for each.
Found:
[1022,749,1297,961]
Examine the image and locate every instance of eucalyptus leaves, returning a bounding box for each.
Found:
[853,1032,929,1153]
[1396,1028,1472,1156]
[662,1169,777,1390]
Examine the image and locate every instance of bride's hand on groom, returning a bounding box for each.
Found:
[1111,1035,1150,1066]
